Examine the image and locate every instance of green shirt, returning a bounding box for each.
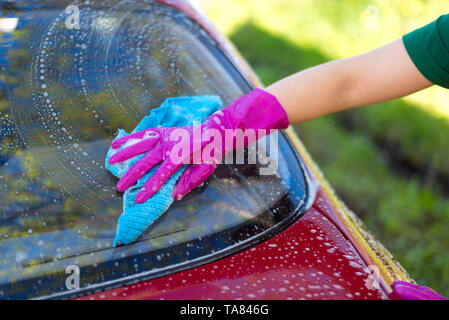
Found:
[403,14,449,89]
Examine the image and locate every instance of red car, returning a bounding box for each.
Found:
[0,0,411,300]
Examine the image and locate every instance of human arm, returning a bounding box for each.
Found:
[265,38,433,124]
[110,35,438,203]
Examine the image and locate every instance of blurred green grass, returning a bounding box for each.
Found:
[198,0,449,295]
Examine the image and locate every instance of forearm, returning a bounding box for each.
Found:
[265,58,356,123]
[265,38,433,124]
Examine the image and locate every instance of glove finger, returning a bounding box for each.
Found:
[392,283,430,300]
[392,281,447,300]
[135,158,183,204]
[173,163,216,200]
[116,144,163,192]
[111,128,160,149]
[109,136,160,164]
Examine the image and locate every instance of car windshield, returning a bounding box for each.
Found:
[0,0,308,299]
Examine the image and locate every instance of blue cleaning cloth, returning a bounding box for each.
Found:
[105,95,222,246]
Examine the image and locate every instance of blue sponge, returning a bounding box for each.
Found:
[105,95,221,246]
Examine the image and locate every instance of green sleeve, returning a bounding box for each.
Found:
[403,14,449,89]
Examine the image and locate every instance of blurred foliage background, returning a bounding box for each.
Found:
[197,0,449,295]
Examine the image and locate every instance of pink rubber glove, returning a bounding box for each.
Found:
[392,280,447,300]
[108,88,289,203]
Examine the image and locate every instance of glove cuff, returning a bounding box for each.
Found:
[222,88,289,131]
